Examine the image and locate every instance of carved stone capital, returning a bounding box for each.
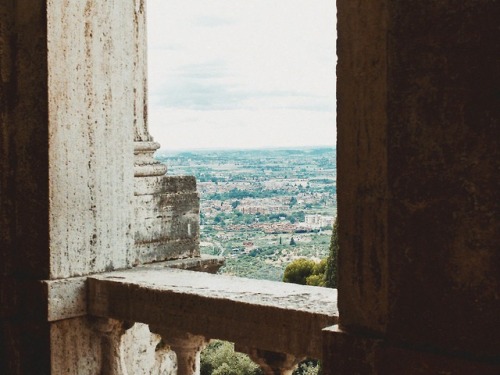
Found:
[150,327,208,375]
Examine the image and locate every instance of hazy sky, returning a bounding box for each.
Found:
[147,0,336,150]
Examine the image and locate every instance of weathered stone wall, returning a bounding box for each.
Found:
[328,0,500,373]
[387,1,500,357]
[47,0,135,279]
[0,1,180,373]
[133,175,200,265]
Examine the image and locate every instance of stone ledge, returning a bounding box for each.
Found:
[141,254,224,273]
[88,268,338,359]
[42,255,224,322]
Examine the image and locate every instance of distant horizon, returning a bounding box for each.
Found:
[157,144,336,154]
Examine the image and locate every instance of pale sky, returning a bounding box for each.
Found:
[147,0,336,151]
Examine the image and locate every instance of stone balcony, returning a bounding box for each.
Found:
[43,257,338,374]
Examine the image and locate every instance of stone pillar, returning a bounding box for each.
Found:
[130,0,166,183]
[324,1,500,373]
[239,347,302,375]
[131,0,168,205]
[131,0,165,178]
[151,328,207,375]
[132,0,151,144]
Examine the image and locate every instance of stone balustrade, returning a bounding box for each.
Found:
[87,266,338,374]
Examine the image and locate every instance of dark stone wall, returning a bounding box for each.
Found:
[1,1,51,374]
[336,0,390,335]
[331,0,500,373]
[0,0,50,282]
[387,1,500,358]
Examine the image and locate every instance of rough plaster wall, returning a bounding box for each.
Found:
[337,0,389,333]
[47,0,135,279]
[387,1,500,357]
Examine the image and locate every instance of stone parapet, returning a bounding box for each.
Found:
[88,268,338,361]
[41,256,224,322]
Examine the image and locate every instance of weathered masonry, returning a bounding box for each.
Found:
[1,1,499,374]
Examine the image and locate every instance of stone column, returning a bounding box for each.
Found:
[93,319,134,375]
[129,0,200,267]
[151,328,207,375]
[239,347,302,375]
[131,0,166,178]
[132,0,151,144]
[131,0,165,177]
[133,0,167,185]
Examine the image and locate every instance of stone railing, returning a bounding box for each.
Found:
[42,257,337,374]
[87,265,338,375]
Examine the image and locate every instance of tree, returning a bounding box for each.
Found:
[324,216,338,288]
[283,258,315,285]
[305,259,327,287]
[283,258,328,287]
[283,259,327,373]
[201,340,262,375]
[305,274,323,287]
[213,363,235,375]
[289,237,296,246]
[293,360,320,375]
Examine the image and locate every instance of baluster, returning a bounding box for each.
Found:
[93,318,134,375]
[151,327,207,375]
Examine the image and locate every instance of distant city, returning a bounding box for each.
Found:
[156,147,336,281]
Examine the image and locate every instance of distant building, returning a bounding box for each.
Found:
[239,204,286,215]
[304,214,334,228]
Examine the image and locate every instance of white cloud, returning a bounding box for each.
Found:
[147,0,336,150]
